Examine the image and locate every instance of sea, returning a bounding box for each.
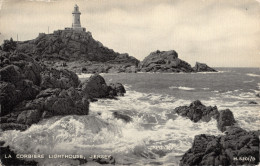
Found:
[1,68,260,166]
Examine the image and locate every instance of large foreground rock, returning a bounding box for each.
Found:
[79,74,109,98]
[0,50,126,131]
[79,74,126,98]
[139,50,194,73]
[180,127,259,166]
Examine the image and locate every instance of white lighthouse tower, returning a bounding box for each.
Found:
[71,4,86,31]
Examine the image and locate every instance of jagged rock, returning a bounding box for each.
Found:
[15,79,40,100]
[193,62,217,72]
[36,88,61,98]
[0,82,21,115]
[112,111,132,123]
[40,68,80,90]
[217,109,236,132]
[174,100,219,122]
[0,65,22,83]
[109,83,126,96]
[180,127,259,166]
[43,87,89,115]
[139,50,194,73]
[17,109,42,125]
[80,74,109,98]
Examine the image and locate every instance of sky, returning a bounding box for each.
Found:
[0,0,259,67]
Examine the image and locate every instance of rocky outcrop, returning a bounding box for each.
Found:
[180,127,259,166]
[172,100,236,132]
[193,62,217,72]
[139,50,194,73]
[217,109,236,132]
[173,100,219,122]
[0,50,126,131]
[139,50,217,73]
[109,83,126,96]
[40,67,80,89]
[80,74,110,98]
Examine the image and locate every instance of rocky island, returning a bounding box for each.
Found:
[139,50,217,73]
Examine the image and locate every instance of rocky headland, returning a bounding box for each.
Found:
[10,30,139,73]
[1,32,217,74]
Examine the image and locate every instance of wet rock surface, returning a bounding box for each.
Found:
[180,127,259,166]
[217,109,236,132]
[112,111,133,123]
[172,100,236,133]
[173,100,219,123]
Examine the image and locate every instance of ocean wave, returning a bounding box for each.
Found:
[246,73,260,77]
[169,86,195,91]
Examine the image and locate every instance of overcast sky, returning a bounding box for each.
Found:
[0,0,259,67]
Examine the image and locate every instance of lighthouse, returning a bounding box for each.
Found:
[70,4,86,31]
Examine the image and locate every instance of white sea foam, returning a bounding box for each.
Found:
[169,86,195,91]
[77,73,93,79]
[1,79,260,165]
[247,73,260,77]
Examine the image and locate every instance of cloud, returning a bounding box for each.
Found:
[0,0,259,67]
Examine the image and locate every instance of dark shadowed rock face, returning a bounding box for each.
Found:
[217,109,236,132]
[139,50,194,73]
[173,100,219,122]
[109,83,126,96]
[180,127,259,166]
[0,51,123,131]
[80,74,109,98]
[193,62,217,72]
[79,74,127,99]
[40,68,80,90]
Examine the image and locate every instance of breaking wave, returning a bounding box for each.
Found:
[169,86,195,91]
